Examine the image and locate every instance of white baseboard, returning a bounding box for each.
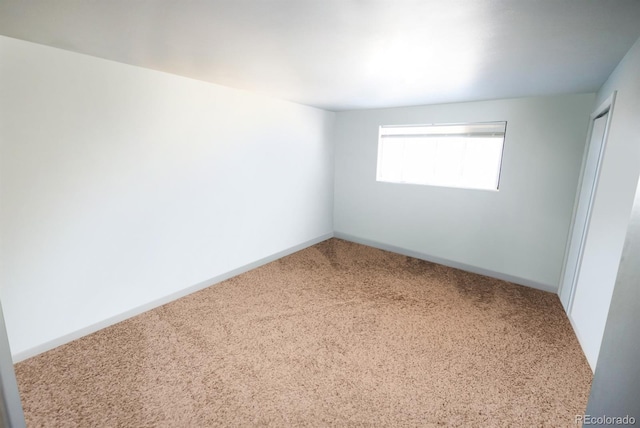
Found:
[12,233,334,363]
[333,232,558,294]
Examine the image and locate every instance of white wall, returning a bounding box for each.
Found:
[334,94,595,290]
[0,36,335,359]
[586,160,640,417]
[569,35,640,369]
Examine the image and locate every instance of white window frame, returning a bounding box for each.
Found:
[376,121,507,192]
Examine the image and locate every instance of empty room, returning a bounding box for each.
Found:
[1,1,640,426]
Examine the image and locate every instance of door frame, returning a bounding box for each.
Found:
[558,91,617,312]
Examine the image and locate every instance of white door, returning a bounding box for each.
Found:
[558,93,617,371]
[559,112,609,310]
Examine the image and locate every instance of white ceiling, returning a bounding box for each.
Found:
[1,0,640,111]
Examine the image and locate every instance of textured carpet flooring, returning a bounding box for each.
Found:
[15,238,592,427]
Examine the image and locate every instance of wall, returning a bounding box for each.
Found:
[0,36,335,360]
[569,35,640,371]
[334,94,595,291]
[586,179,640,421]
[584,35,640,418]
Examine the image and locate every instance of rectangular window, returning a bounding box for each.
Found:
[376,121,506,191]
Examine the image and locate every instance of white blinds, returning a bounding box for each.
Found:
[380,122,506,138]
[377,122,506,190]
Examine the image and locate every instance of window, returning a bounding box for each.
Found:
[376,121,506,190]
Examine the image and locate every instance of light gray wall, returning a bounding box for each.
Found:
[573,34,640,368]
[333,94,595,290]
[0,36,335,359]
[585,179,640,421]
[590,34,640,263]
[585,35,640,421]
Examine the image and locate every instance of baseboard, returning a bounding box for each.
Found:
[13,231,557,362]
[333,232,558,294]
[12,233,334,363]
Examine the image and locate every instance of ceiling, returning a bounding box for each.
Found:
[1,0,640,111]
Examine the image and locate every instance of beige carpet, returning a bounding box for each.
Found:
[15,238,592,427]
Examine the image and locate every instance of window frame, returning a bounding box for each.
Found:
[376,121,507,191]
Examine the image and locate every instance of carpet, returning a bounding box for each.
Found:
[15,238,592,427]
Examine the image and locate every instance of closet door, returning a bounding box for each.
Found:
[560,112,609,311]
[559,93,616,371]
